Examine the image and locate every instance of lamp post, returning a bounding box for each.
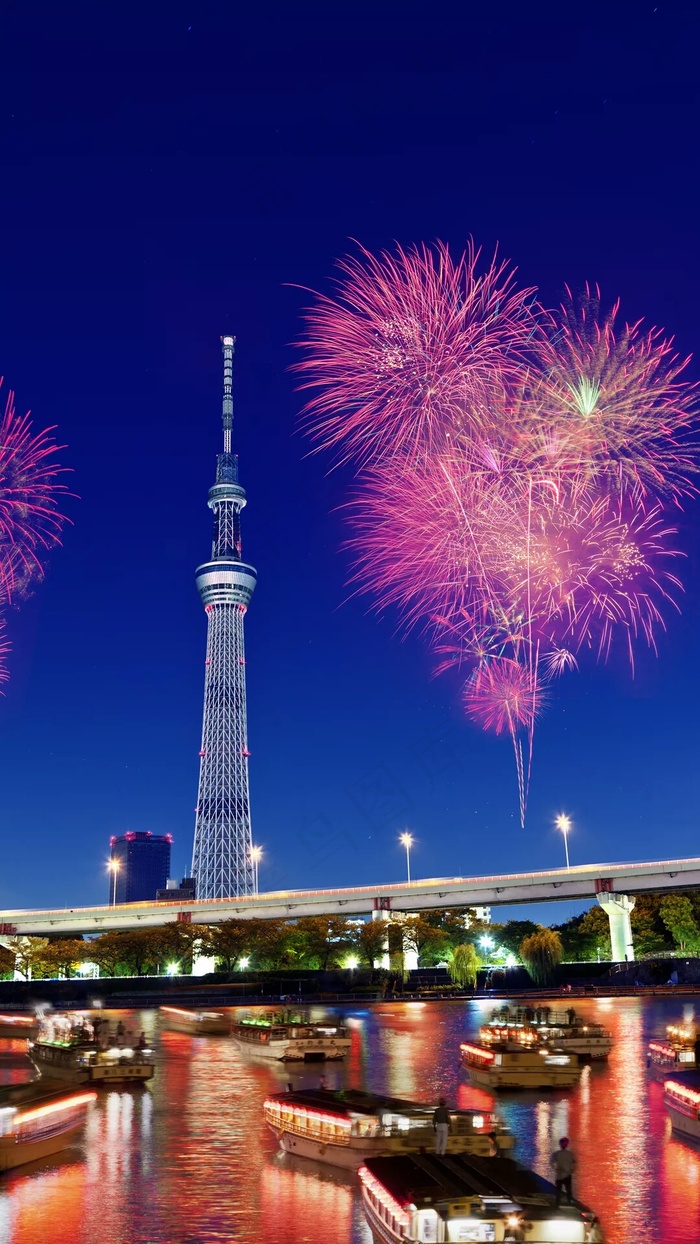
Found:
[479,935,494,963]
[556,814,572,870]
[250,845,262,896]
[399,832,414,883]
[108,859,120,907]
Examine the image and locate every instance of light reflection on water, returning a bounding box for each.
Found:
[0,996,698,1242]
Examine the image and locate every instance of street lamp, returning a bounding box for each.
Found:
[479,935,494,961]
[556,813,572,870]
[107,859,120,907]
[250,845,263,896]
[399,832,414,883]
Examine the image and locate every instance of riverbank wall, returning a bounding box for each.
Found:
[1,958,699,1009]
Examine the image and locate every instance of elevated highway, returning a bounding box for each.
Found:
[2,856,700,954]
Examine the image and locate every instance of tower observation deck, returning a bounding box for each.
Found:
[191,336,257,899]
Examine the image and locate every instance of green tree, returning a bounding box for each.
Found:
[292,917,355,970]
[5,937,50,981]
[0,944,14,978]
[554,906,611,962]
[401,916,450,966]
[250,919,296,969]
[630,894,673,957]
[152,922,204,974]
[660,896,700,954]
[209,920,253,972]
[498,920,540,959]
[520,928,562,985]
[447,943,479,989]
[40,939,87,979]
[88,931,127,977]
[354,920,388,970]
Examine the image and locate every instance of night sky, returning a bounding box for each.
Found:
[1,2,699,916]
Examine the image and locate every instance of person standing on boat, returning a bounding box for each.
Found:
[551,1137,576,1205]
[432,1098,451,1155]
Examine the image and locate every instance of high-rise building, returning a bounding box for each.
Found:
[109,831,172,904]
[191,337,257,899]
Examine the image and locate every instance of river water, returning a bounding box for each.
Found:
[0,995,697,1243]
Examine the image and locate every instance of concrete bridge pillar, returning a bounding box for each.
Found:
[371,899,391,969]
[597,892,635,962]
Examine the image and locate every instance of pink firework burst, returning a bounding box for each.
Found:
[296,240,538,466]
[298,240,700,825]
[532,286,700,499]
[0,384,68,602]
[464,658,544,735]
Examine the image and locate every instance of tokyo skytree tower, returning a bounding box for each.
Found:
[191,336,257,899]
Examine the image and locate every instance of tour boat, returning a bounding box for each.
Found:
[28,1012,155,1085]
[484,1006,613,1061]
[231,1012,351,1061]
[663,1072,700,1143]
[0,1013,38,1041]
[264,1089,515,1170]
[160,1006,230,1035]
[460,1040,581,1089]
[359,1152,604,1243]
[647,1023,697,1079]
[0,1079,96,1172]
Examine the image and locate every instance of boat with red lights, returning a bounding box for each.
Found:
[484,1006,612,1061]
[160,1006,230,1035]
[647,1023,698,1079]
[0,1079,96,1172]
[359,1152,604,1243]
[0,1013,38,1041]
[28,1012,155,1085]
[663,1072,700,1142]
[264,1089,514,1169]
[460,1040,581,1089]
[232,1011,350,1061]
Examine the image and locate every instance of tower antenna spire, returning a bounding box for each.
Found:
[221,334,235,455]
[191,335,257,900]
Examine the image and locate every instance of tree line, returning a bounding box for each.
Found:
[1,891,698,981]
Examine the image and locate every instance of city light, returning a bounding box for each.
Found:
[345,955,359,970]
[399,832,414,883]
[107,858,120,907]
[250,845,263,895]
[480,935,494,962]
[556,813,572,870]
[166,962,180,976]
[239,956,250,969]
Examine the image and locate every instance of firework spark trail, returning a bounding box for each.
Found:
[0,381,68,684]
[298,242,700,823]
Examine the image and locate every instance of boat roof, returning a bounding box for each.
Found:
[0,1077,84,1108]
[268,1090,488,1119]
[235,1014,341,1028]
[664,1070,700,1090]
[363,1153,562,1207]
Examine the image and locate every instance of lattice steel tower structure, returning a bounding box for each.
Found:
[191,336,257,899]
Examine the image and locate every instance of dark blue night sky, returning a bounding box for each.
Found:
[1,2,699,914]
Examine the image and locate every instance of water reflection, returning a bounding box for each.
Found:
[0,997,698,1241]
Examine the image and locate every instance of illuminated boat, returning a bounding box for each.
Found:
[460,1040,581,1089]
[647,1023,697,1079]
[359,1152,604,1243]
[264,1089,514,1169]
[28,1012,155,1085]
[484,1007,612,1061]
[0,1013,38,1041]
[160,1006,230,1035]
[0,1079,96,1173]
[232,1012,351,1061]
[663,1072,700,1142]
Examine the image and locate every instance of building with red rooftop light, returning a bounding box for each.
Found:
[109,831,172,904]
